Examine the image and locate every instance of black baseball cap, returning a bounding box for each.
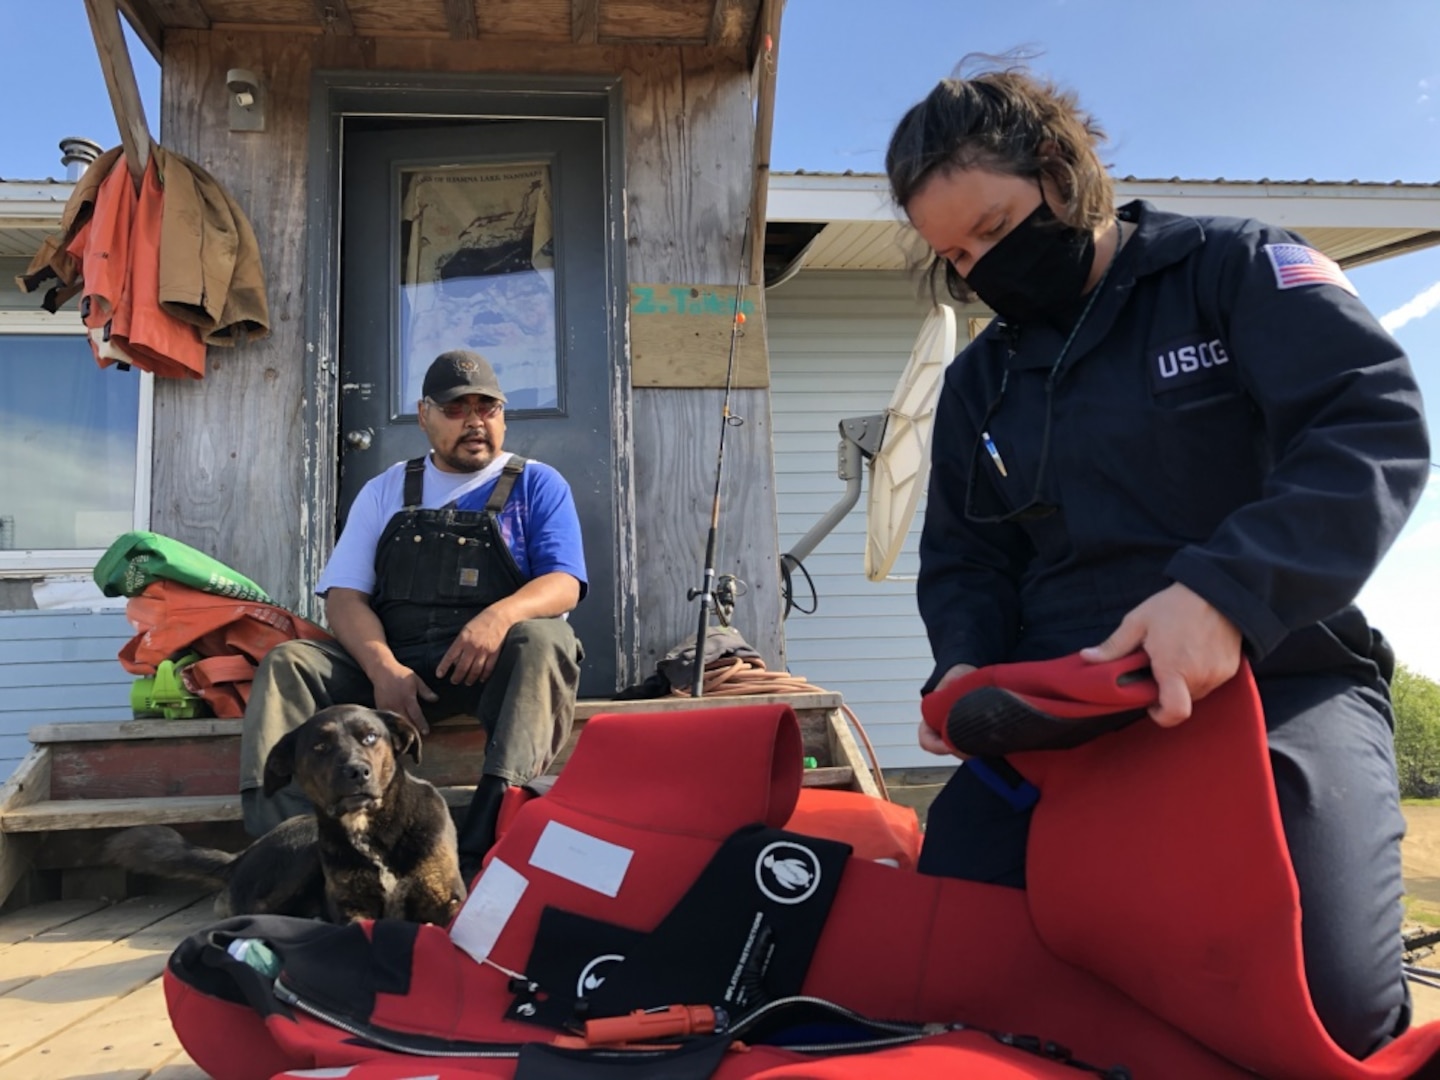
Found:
[422,350,507,405]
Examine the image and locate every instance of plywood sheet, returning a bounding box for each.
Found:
[200,0,318,26]
[630,283,767,388]
[345,0,449,34]
[600,0,711,41]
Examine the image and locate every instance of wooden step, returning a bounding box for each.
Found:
[26,693,845,744]
[1,766,859,834]
[1,694,877,907]
[24,692,861,801]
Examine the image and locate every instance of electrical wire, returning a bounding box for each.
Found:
[779,554,818,618]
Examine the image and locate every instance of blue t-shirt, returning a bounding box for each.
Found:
[317,452,589,600]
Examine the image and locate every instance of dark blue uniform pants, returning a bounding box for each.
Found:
[919,674,1409,1059]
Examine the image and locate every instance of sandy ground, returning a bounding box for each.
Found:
[1403,805,1440,1024]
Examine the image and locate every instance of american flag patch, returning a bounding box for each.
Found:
[1264,243,1357,297]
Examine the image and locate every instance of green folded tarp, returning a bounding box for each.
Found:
[94,531,271,602]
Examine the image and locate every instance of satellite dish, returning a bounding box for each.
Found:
[780,305,957,611]
[864,304,956,582]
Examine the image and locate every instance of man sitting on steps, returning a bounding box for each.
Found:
[241,349,587,881]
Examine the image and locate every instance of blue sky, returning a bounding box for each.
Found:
[1,1,1437,676]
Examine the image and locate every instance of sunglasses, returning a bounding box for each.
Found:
[426,397,503,421]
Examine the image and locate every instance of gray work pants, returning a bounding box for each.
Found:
[240,617,582,836]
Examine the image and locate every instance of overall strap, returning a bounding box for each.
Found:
[401,457,427,509]
[485,456,527,513]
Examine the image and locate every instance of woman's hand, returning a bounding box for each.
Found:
[1081,583,1242,727]
[917,663,978,757]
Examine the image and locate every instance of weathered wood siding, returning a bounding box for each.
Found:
[154,32,781,683]
[624,46,784,672]
[0,611,133,782]
[768,270,981,769]
[155,31,318,611]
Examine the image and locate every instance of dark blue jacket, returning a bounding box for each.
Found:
[919,200,1430,691]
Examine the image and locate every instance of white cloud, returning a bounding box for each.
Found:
[1380,280,1440,333]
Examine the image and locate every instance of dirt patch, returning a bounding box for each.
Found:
[1405,804,1440,923]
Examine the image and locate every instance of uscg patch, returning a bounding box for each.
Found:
[1148,333,1232,395]
[1264,243,1357,297]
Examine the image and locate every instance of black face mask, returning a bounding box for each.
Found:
[963,200,1096,325]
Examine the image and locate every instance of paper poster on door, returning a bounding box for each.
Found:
[398,162,559,412]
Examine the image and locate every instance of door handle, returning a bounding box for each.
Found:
[345,428,374,451]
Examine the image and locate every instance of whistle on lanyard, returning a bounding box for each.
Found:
[582,1004,728,1045]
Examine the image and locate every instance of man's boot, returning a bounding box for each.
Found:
[457,773,510,883]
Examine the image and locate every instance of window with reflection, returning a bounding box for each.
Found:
[0,332,140,554]
[397,161,560,414]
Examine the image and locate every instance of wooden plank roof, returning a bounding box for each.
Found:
[117,0,767,56]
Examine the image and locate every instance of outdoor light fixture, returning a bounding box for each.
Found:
[225,68,265,132]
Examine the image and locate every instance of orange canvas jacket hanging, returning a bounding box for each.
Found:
[68,154,208,378]
[18,145,271,375]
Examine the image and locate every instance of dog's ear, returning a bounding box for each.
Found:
[379,710,423,765]
[263,728,300,796]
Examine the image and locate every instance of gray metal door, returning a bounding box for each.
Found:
[340,120,616,695]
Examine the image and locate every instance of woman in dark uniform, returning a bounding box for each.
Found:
[887,65,1431,1057]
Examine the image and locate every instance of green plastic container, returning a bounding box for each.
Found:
[130,652,207,719]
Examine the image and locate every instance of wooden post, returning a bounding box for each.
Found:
[83,0,153,188]
[747,0,784,285]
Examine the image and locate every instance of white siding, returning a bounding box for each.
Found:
[0,610,134,780]
[768,271,981,770]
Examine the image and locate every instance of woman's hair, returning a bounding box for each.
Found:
[885,59,1113,301]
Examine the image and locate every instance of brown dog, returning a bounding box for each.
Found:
[106,705,467,925]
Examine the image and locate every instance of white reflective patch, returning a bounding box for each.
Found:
[449,857,528,964]
[279,1070,358,1078]
[529,819,634,898]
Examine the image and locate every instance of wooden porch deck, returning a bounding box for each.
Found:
[0,889,213,1079]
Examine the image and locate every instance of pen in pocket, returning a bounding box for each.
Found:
[981,431,1008,477]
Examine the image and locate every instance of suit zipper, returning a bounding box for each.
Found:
[272,978,520,1059]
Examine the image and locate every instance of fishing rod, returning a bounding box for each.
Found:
[687,210,753,697]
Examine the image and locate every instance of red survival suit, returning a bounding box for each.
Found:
[163,658,1440,1079]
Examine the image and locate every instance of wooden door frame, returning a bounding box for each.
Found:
[301,71,638,686]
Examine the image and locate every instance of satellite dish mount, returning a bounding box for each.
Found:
[781,306,957,613]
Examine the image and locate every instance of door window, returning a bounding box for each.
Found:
[397,161,559,414]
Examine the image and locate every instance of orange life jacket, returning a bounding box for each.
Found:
[120,580,330,718]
